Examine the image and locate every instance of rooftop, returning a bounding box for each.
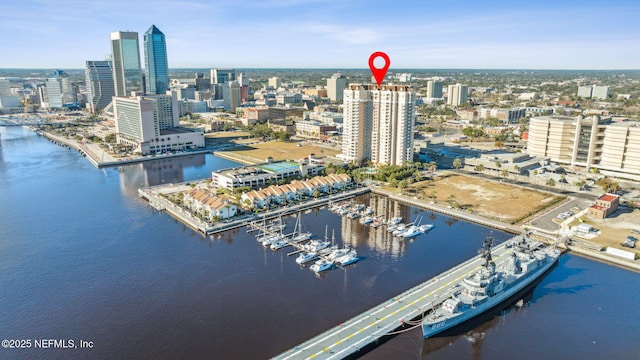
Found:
[256,161,300,173]
[598,193,619,202]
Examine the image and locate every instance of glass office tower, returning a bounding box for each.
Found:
[110,31,143,96]
[144,25,169,95]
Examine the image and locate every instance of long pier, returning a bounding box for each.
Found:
[273,240,516,360]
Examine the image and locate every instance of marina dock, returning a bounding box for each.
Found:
[273,241,515,360]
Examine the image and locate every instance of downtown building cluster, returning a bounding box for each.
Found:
[85,25,204,155]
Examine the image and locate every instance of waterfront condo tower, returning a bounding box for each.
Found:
[85,60,115,113]
[340,84,416,166]
[144,25,169,95]
[110,31,144,97]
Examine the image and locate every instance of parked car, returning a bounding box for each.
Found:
[621,240,635,248]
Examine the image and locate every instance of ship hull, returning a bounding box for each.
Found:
[422,252,560,338]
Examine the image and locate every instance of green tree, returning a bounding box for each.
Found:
[474,164,485,172]
[546,178,556,187]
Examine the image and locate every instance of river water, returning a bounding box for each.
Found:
[1,126,638,359]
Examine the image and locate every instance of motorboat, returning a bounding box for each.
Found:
[304,239,331,252]
[347,211,360,219]
[310,258,334,273]
[296,251,318,265]
[335,249,359,266]
[359,216,373,224]
[392,224,409,236]
[401,226,421,238]
[270,239,290,250]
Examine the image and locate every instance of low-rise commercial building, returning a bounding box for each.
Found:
[588,193,619,219]
[212,159,324,191]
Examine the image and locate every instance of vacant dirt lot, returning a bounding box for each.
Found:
[224,141,340,162]
[404,174,564,223]
[573,209,640,254]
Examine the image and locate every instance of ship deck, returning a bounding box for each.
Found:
[273,240,517,360]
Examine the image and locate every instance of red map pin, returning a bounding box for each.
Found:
[368,51,390,86]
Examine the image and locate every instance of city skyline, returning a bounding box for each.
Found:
[2,0,640,70]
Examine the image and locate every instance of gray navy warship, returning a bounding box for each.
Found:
[422,233,561,338]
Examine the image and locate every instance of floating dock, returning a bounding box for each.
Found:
[273,241,515,360]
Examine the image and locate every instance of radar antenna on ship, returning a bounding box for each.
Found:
[482,232,494,268]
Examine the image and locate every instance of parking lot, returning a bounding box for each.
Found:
[529,198,592,232]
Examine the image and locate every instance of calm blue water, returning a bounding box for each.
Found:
[0,126,638,359]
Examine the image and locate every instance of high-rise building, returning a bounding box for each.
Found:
[210,69,235,84]
[447,84,468,106]
[110,31,143,96]
[592,85,610,100]
[85,61,115,113]
[113,94,202,154]
[0,79,11,96]
[210,68,235,100]
[527,115,640,177]
[426,80,443,98]
[44,70,75,109]
[222,81,240,111]
[340,84,416,165]
[268,77,281,89]
[577,85,610,100]
[577,85,592,98]
[327,73,347,102]
[143,25,169,95]
[194,72,210,91]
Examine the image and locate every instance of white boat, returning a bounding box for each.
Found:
[304,239,331,252]
[296,251,318,265]
[359,216,373,224]
[388,216,402,225]
[262,233,284,247]
[310,258,334,273]
[387,224,399,232]
[363,206,374,215]
[347,211,360,219]
[418,224,434,233]
[392,224,409,236]
[270,239,290,250]
[291,232,312,242]
[327,246,352,261]
[370,219,383,228]
[401,226,421,238]
[354,204,365,212]
[335,249,359,266]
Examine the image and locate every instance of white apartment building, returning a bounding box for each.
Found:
[339,84,416,166]
[577,85,610,100]
[447,84,468,106]
[527,115,640,177]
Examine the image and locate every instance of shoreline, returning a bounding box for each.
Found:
[37,128,213,168]
[33,126,640,272]
[371,186,640,273]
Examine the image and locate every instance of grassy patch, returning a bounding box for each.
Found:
[224,141,340,162]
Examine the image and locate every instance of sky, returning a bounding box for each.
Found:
[1,0,639,70]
